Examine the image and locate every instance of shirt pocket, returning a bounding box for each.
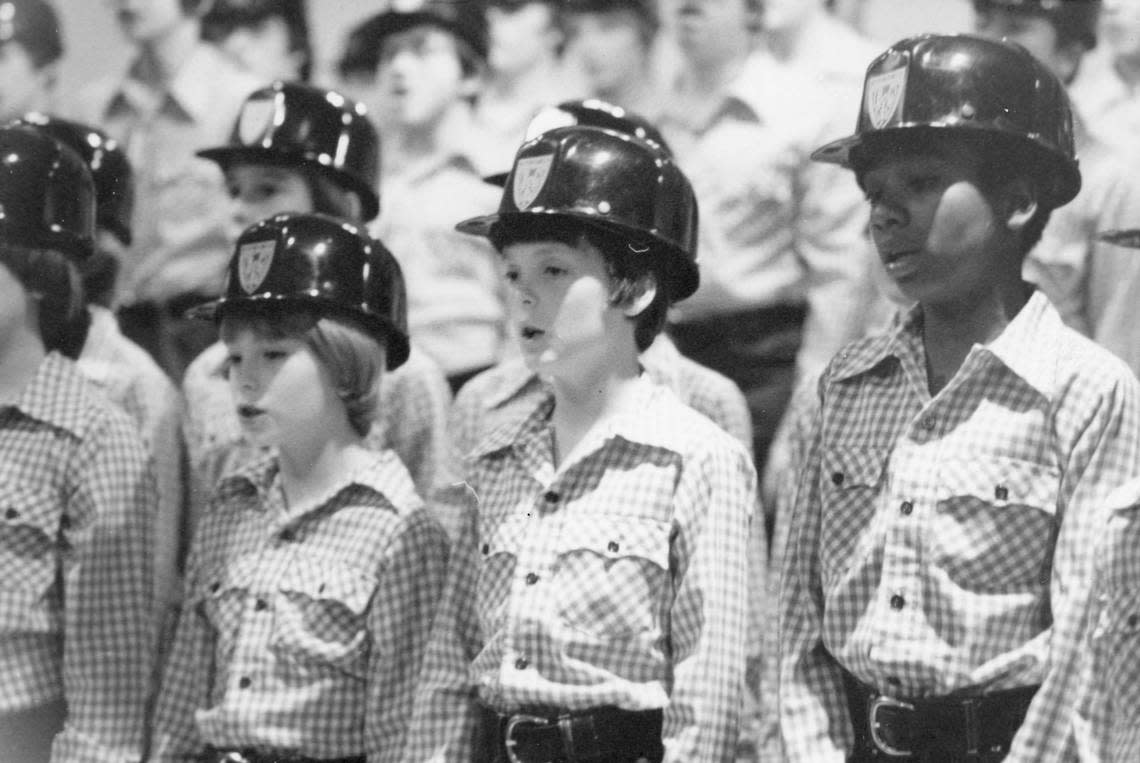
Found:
[272,558,376,679]
[819,447,886,586]
[0,484,61,629]
[193,557,257,667]
[476,514,524,634]
[931,458,1059,593]
[1099,589,1140,726]
[552,516,671,641]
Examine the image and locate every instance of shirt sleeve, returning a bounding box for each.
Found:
[1007,373,1140,762]
[403,486,485,763]
[777,373,850,762]
[365,508,450,763]
[663,440,755,763]
[52,413,156,763]
[379,351,453,500]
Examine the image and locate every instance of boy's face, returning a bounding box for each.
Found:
[861,142,1004,307]
[109,0,187,44]
[375,25,468,130]
[487,2,561,77]
[217,17,303,83]
[223,322,343,450]
[566,11,650,96]
[0,42,52,123]
[502,236,631,378]
[672,0,757,63]
[225,164,314,243]
[972,8,1076,82]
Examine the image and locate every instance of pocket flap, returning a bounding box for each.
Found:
[0,483,61,537]
[821,447,886,489]
[554,516,671,568]
[940,457,1059,512]
[280,559,376,615]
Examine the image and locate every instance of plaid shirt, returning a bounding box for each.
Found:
[150,448,449,762]
[1073,477,1140,762]
[0,352,155,762]
[182,340,451,533]
[778,291,1140,762]
[406,375,756,763]
[78,305,186,626]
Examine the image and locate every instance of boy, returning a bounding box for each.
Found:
[18,113,186,644]
[0,125,155,762]
[75,0,259,379]
[778,34,1140,762]
[973,0,1140,381]
[0,0,63,123]
[405,124,756,763]
[337,0,506,392]
[201,0,312,83]
[151,213,449,762]
[183,81,451,524]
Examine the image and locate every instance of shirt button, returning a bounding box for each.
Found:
[209,582,221,594]
[4,508,17,520]
[254,599,268,611]
[899,501,913,516]
[921,416,937,431]
[543,491,560,504]
[481,543,490,555]
[60,515,71,530]
[887,676,901,688]
[525,573,539,585]
[514,657,529,670]
[994,484,1009,501]
[1128,613,1139,629]
[238,676,252,689]
[831,471,845,486]
[607,541,620,553]
[890,594,906,610]
[279,529,296,542]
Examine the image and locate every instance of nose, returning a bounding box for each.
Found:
[869,193,908,233]
[230,200,253,242]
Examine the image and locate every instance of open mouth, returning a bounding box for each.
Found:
[520,325,545,340]
[236,404,266,420]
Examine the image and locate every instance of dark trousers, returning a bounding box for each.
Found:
[0,698,66,763]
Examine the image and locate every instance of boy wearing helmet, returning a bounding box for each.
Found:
[0,125,156,763]
[151,213,448,762]
[973,0,1140,382]
[0,0,63,123]
[778,35,1140,762]
[201,0,312,83]
[182,81,452,530]
[17,114,187,649]
[406,124,756,763]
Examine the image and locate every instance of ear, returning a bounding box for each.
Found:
[1054,39,1084,86]
[1001,177,1038,233]
[621,272,658,319]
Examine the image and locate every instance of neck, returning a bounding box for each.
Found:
[678,49,748,97]
[761,16,812,63]
[596,63,653,112]
[548,349,641,466]
[490,57,559,101]
[135,19,201,86]
[0,330,47,405]
[385,102,469,175]
[276,422,364,512]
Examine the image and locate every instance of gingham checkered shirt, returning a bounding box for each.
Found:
[0,352,155,762]
[1073,477,1140,762]
[78,305,186,627]
[149,448,449,762]
[182,340,451,532]
[406,375,756,763]
[778,291,1140,762]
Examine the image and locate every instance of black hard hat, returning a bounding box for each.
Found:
[202,0,312,80]
[0,0,63,67]
[17,113,134,246]
[190,213,410,369]
[346,0,489,66]
[484,98,671,186]
[972,0,1101,51]
[459,124,700,300]
[0,124,95,260]
[198,81,380,221]
[813,33,1080,207]
[564,0,658,25]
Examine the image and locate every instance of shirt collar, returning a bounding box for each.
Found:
[8,352,90,436]
[831,290,1062,401]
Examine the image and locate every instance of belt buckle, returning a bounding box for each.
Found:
[504,713,553,763]
[869,694,916,757]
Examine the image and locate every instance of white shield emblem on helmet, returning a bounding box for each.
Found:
[513,154,555,210]
[238,240,277,294]
[238,95,278,146]
[865,66,908,130]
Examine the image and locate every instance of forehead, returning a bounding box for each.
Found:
[225,162,307,182]
[380,23,459,51]
[859,135,984,178]
[502,236,607,265]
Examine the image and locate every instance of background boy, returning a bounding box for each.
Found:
[778,34,1140,761]
[0,0,64,123]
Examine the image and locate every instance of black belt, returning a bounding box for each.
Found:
[199,748,363,763]
[843,672,1038,761]
[478,705,663,763]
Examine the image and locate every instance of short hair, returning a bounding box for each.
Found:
[852,130,1055,257]
[219,310,384,438]
[0,243,86,357]
[489,216,669,352]
[337,13,483,81]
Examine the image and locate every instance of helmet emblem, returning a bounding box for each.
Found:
[513,153,554,210]
[238,240,276,294]
[238,95,278,146]
[865,65,908,130]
